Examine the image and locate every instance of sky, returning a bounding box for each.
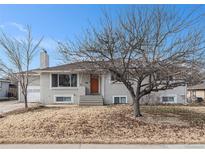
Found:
[0,4,204,69]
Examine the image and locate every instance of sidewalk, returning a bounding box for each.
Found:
[0,144,205,149]
[0,101,39,114]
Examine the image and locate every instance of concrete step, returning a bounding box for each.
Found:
[79,95,103,106]
[79,102,103,106]
[80,100,103,103]
[80,96,103,99]
[80,98,103,101]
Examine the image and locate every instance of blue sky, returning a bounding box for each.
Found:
[0,4,204,69]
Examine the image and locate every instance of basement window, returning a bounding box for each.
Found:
[55,96,73,103]
[113,96,127,104]
[162,96,175,103]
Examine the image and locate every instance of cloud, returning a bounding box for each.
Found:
[9,22,27,32]
[0,22,27,33]
[0,24,5,29]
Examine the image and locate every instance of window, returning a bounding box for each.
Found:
[113,96,127,104]
[59,74,70,87]
[55,96,72,103]
[111,74,116,81]
[0,81,2,88]
[52,74,58,87]
[51,74,77,87]
[110,73,122,82]
[71,74,77,87]
[162,96,175,102]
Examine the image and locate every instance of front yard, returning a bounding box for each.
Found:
[0,104,205,144]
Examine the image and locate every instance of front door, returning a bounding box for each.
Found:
[90,74,99,94]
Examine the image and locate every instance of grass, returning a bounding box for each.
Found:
[0,104,205,144]
[142,106,205,127]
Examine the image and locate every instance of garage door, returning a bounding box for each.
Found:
[27,86,40,102]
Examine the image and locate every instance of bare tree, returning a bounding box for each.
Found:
[0,26,43,108]
[58,6,205,117]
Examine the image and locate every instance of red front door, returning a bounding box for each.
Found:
[90,75,99,94]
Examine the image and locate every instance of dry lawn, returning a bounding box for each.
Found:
[0,105,205,144]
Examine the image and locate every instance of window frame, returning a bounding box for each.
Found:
[50,73,78,89]
[112,95,128,104]
[110,73,123,84]
[54,95,73,103]
[161,95,177,103]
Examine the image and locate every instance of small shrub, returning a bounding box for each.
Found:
[0,114,4,118]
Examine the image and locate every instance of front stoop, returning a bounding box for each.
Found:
[79,95,104,106]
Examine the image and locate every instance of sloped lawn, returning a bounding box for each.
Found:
[0,105,205,144]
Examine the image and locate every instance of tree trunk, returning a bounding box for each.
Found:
[24,95,28,109]
[133,97,142,117]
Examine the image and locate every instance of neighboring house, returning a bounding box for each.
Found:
[8,83,18,98]
[187,83,205,102]
[0,78,11,100]
[141,86,187,104]
[18,51,187,105]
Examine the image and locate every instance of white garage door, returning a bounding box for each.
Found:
[27,86,40,102]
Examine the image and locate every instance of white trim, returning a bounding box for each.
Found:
[50,73,79,90]
[51,87,78,90]
[112,95,128,104]
[101,75,105,97]
[77,72,80,87]
[54,95,74,103]
[160,94,177,103]
[36,70,84,73]
[49,72,51,89]
[34,69,105,73]
[98,75,101,94]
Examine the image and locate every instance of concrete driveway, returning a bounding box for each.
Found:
[0,100,39,114]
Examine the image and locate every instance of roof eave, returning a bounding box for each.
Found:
[33,68,106,74]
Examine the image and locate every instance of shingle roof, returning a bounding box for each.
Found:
[0,78,11,82]
[20,69,40,75]
[32,61,103,73]
[41,61,97,71]
[188,83,205,90]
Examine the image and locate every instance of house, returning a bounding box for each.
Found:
[18,50,187,105]
[8,83,18,98]
[0,78,11,100]
[187,83,205,102]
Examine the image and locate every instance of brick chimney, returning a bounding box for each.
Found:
[40,49,49,69]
